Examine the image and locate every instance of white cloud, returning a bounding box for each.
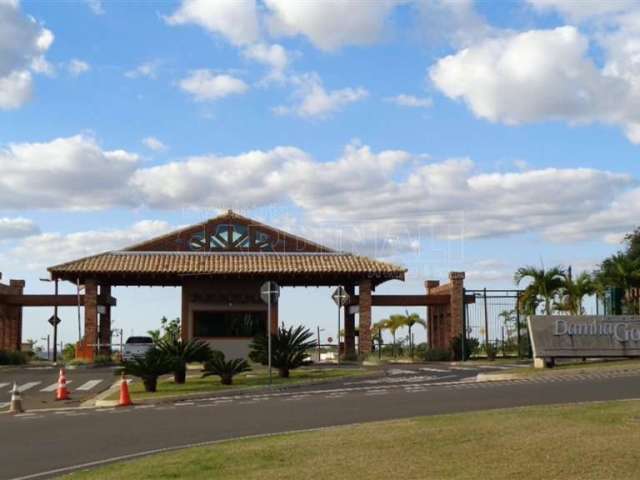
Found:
[242,43,289,82]
[125,60,161,80]
[142,136,168,152]
[5,220,172,271]
[527,0,637,22]
[274,73,368,119]
[386,94,433,108]
[67,59,90,77]
[178,70,249,102]
[430,26,640,142]
[0,218,39,240]
[264,0,403,51]
[0,0,54,109]
[84,0,105,15]
[166,0,259,46]
[2,135,638,247]
[0,134,139,209]
[0,70,31,109]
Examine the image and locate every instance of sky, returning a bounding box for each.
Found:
[1,0,640,349]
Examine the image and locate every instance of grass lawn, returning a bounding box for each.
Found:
[106,365,376,401]
[66,399,640,480]
[500,358,640,378]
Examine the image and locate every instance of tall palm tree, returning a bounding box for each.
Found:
[402,312,426,359]
[555,272,596,315]
[514,265,565,315]
[596,253,640,313]
[371,320,386,356]
[385,315,405,357]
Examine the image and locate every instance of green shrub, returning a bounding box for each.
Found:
[156,336,212,384]
[250,325,316,378]
[93,354,114,366]
[485,342,498,361]
[62,343,76,362]
[122,348,173,392]
[0,350,29,365]
[450,334,479,361]
[423,347,452,361]
[202,353,250,385]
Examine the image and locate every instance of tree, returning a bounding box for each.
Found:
[555,272,596,315]
[249,325,316,378]
[202,353,251,385]
[148,316,181,343]
[122,348,173,392]
[384,315,405,357]
[596,253,640,313]
[514,265,565,315]
[371,320,386,355]
[156,335,212,384]
[402,312,426,359]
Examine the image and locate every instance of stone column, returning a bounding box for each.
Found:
[0,280,25,352]
[343,285,356,358]
[358,279,372,356]
[82,279,98,361]
[99,285,112,355]
[424,280,440,349]
[448,272,465,343]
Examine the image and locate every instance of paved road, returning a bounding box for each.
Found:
[1,368,639,480]
[0,366,116,411]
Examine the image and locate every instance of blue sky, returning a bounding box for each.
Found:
[2,0,640,348]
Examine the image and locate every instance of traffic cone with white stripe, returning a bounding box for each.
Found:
[56,368,71,401]
[9,383,24,414]
[118,372,132,407]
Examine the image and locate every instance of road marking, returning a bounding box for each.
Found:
[0,382,10,389]
[17,382,41,392]
[0,402,8,409]
[419,367,449,373]
[76,380,103,391]
[40,381,72,392]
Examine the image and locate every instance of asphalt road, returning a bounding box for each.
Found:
[1,369,640,480]
[0,366,116,410]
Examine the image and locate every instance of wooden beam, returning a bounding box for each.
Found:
[347,294,475,307]
[0,294,117,307]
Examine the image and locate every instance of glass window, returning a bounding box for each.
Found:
[193,311,267,337]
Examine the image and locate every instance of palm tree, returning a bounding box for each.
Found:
[402,312,426,359]
[371,320,386,358]
[514,265,565,315]
[156,335,212,384]
[555,272,596,315]
[122,348,173,392]
[384,315,405,357]
[202,354,251,385]
[249,325,316,377]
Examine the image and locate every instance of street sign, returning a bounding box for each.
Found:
[48,315,61,327]
[327,337,333,343]
[260,281,280,304]
[331,286,350,307]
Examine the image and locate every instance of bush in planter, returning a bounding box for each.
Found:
[156,335,212,384]
[249,325,316,378]
[202,353,251,385]
[122,348,173,392]
[0,350,28,365]
[485,342,499,361]
[423,347,452,361]
[450,334,479,361]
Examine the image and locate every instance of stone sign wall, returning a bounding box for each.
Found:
[528,315,640,365]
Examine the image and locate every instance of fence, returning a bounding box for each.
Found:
[464,289,528,358]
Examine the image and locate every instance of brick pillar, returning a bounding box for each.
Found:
[99,285,111,355]
[80,279,98,361]
[358,279,372,356]
[181,285,190,341]
[0,280,25,352]
[448,272,465,344]
[425,280,440,349]
[343,285,356,358]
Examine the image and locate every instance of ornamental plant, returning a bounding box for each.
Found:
[249,325,316,378]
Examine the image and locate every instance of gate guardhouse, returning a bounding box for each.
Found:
[1,211,472,359]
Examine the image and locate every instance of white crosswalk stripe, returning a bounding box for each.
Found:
[0,382,10,390]
[40,381,71,392]
[17,381,41,392]
[76,380,103,391]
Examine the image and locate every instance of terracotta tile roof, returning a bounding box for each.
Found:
[48,251,406,280]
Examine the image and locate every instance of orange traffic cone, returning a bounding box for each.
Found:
[118,373,132,407]
[55,368,71,401]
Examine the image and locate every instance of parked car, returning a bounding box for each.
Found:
[122,336,154,361]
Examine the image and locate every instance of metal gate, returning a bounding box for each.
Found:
[463,289,529,358]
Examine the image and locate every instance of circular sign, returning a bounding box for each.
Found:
[327,337,333,343]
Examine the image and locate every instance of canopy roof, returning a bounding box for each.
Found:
[48,211,406,286]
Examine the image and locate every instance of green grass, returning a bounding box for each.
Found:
[500,358,640,378]
[107,366,375,401]
[66,400,640,480]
